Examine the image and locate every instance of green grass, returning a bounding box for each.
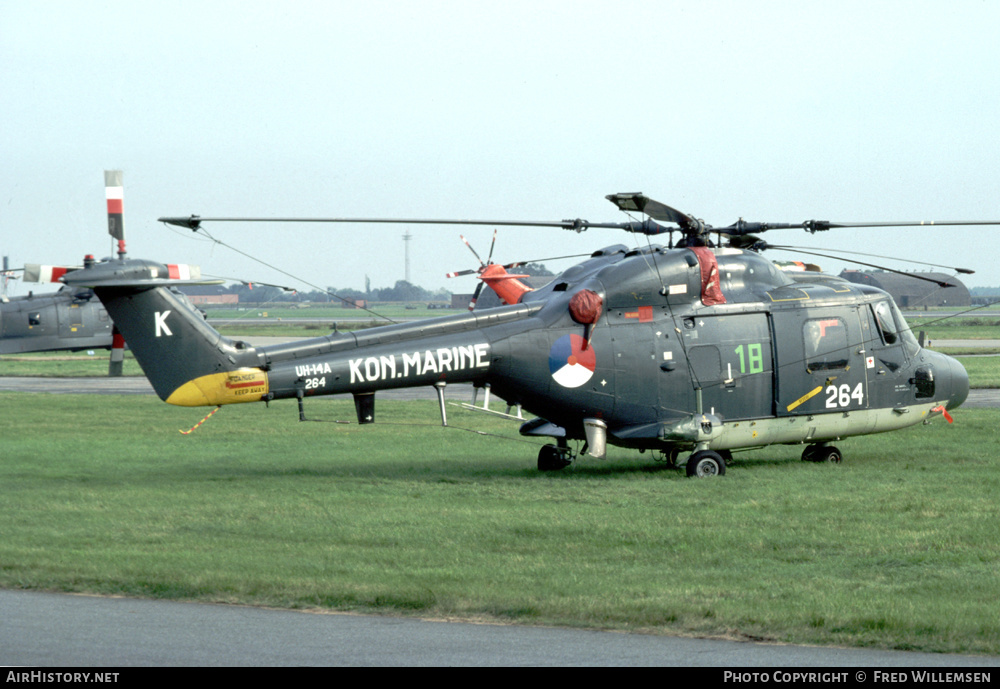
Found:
[0,351,145,377]
[958,357,1000,388]
[1,393,997,655]
[907,316,1000,341]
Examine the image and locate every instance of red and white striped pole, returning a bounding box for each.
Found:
[105,170,126,259]
[108,326,126,377]
[105,171,126,375]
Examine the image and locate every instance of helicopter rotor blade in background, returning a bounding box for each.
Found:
[763,245,962,287]
[445,268,480,278]
[460,234,485,266]
[467,281,485,311]
[486,229,497,265]
[766,245,975,275]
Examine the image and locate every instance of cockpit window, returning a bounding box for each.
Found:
[872,300,920,357]
[873,301,897,344]
[891,301,921,357]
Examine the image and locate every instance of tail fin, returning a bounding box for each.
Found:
[63,258,262,405]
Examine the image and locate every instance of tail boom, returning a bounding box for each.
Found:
[67,258,542,407]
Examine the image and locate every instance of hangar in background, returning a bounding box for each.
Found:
[175,284,238,306]
[839,270,971,308]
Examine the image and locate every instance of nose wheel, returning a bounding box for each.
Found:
[685,450,727,477]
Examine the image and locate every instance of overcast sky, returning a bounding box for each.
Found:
[3,0,999,298]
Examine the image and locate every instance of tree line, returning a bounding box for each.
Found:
[225,262,554,304]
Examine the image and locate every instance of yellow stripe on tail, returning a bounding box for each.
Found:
[166,369,269,407]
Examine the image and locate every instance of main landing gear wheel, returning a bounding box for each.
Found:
[538,444,572,472]
[685,450,726,477]
[801,444,843,463]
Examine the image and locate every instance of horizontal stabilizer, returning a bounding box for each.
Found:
[67,276,224,289]
[23,264,81,283]
[61,260,220,289]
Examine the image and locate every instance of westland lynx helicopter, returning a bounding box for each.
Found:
[0,267,114,356]
[4,171,203,374]
[0,173,129,361]
[63,193,986,476]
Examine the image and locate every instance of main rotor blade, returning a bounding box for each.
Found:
[447,252,592,279]
[159,211,1000,239]
[460,234,484,266]
[605,193,700,229]
[486,229,497,265]
[467,281,486,311]
[445,268,480,278]
[502,252,592,269]
[158,215,673,235]
[727,219,1000,235]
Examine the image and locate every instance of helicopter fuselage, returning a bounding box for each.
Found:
[67,243,968,470]
[0,286,113,354]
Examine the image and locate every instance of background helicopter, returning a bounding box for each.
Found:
[0,171,129,364]
[53,192,990,477]
[0,261,114,357]
[3,171,206,374]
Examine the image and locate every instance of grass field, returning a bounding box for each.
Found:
[1,393,997,655]
[908,316,1000,341]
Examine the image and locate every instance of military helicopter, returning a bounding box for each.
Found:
[3,171,203,374]
[60,193,988,476]
[0,266,114,357]
[0,171,129,363]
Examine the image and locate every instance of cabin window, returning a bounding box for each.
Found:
[803,317,849,371]
[28,312,41,326]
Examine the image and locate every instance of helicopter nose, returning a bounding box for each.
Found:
[941,355,969,411]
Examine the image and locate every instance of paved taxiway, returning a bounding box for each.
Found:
[3,590,997,667]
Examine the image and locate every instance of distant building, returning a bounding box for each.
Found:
[839,270,971,308]
[175,285,239,306]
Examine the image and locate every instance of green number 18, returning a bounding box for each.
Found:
[735,343,764,374]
